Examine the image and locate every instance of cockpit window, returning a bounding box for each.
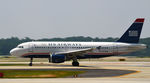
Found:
[18,46,24,48]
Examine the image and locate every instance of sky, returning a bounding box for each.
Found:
[0,0,150,39]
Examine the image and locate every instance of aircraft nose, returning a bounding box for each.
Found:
[10,49,16,56]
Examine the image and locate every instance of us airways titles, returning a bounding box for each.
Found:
[47,43,82,47]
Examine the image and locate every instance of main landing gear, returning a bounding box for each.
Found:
[72,57,79,66]
[72,61,79,66]
[29,57,33,66]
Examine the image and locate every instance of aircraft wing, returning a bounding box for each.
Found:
[55,48,95,55]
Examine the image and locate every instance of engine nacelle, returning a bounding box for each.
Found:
[51,54,65,63]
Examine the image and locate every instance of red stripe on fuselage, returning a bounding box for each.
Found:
[22,53,50,57]
[87,52,128,55]
[21,52,129,57]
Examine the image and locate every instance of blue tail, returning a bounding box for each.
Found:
[117,18,145,43]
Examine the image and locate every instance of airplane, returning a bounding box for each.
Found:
[10,18,147,66]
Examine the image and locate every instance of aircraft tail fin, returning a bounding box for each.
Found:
[117,18,145,43]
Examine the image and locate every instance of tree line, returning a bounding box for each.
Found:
[0,36,149,57]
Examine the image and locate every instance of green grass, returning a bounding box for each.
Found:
[0,70,85,78]
[0,64,28,66]
[0,64,49,66]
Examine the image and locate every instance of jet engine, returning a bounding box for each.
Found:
[51,54,65,63]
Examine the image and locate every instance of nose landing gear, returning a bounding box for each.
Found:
[29,57,33,66]
[72,61,79,66]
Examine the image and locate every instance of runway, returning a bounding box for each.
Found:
[0,78,150,83]
[0,61,150,83]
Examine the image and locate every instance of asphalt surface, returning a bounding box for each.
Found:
[1,78,150,83]
[0,68,136,78]
[0,61,150,83]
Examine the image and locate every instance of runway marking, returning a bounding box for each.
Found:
[0,62,149,78]
[114,70,141,78]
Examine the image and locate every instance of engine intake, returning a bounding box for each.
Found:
[51,54,65,63]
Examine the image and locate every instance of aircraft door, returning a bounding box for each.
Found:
[113,44,118,55]
[28,43,33,52]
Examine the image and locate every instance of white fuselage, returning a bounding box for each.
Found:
[10,41,146,58]
[8,18,147,66]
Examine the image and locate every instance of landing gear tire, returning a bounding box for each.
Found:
[29,63,32,66]
[72,62,79,66]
